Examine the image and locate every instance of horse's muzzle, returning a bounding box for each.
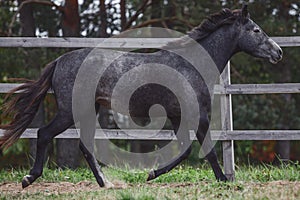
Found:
[268,39,283,64]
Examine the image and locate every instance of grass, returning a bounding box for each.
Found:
[0,162,300,199]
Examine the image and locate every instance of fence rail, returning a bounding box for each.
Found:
[0,37,300,48]
[3,83,300,94]
[1,129,300,140]
[1,36,300,181]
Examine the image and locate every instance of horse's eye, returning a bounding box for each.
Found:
[253,28,260,33]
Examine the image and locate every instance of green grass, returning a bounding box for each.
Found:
[0,162,300,199]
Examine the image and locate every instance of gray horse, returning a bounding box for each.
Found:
[0,5,282,188]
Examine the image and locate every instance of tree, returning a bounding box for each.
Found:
[120,0,126,31]
[17,0,35,36]
[99,0,108,37]
[61,0,80,36]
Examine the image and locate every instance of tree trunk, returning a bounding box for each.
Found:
[275,140,290,162]
[120,0,127,31]
[151,0,162,28]
[56,0,81,169]
[18,0,36,36]
[99,0,108,37]
[165,0,176,29]
[61,0,80,37]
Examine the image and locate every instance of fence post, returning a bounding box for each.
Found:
[220,62,235,181]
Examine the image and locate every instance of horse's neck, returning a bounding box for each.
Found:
[199,27,239,72]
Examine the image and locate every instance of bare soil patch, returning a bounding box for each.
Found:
[1,180,300,196]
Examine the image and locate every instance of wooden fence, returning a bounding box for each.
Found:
[1,37,300,180]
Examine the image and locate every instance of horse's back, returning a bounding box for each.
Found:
[51,48,211,118]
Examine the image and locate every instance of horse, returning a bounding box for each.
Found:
[0,5,282,188]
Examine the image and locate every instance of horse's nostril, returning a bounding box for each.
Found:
[278,49,283,56]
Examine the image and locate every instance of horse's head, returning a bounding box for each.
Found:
[236,5,282,64]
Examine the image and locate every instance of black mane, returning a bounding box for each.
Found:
[189,8,241,39]
[165,8,242,48]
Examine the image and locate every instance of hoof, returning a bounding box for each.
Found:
[22,175,33,189]
[217,175,228,182]
[104,180,115,189]
[146,169,156,181]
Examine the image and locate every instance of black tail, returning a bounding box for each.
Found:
[0,61,57,150]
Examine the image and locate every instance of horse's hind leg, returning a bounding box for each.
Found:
[79,141,113,187]
[78,109,112,188]
[196,114,227,181]
[147,117,192,181]
[22,112,73,188]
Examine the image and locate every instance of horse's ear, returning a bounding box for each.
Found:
[241,4,249,19]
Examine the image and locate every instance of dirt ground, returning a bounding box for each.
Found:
[0,181,126,195]
[1,180,300,196]
[0,181,300,199]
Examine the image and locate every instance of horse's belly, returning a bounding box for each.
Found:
[96,83,181,118]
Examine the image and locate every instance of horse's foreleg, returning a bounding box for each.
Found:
[147,117,192,181]
[22,113,73,188]
[196,115,227,181]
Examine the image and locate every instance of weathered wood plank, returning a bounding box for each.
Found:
[0,37,299,48]
[272,36,300,47]
[0,37,176,48]
[2,83,300,95]
[1,129,299,140]
[0,83,22,93]
[211,130,300,140]
[0,83,52,93]
[0,129,179,140]
[220,63,235,181]
[224,83,300,94]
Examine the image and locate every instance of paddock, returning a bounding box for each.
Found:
[0,36,300,181]
[0,166,300,199]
